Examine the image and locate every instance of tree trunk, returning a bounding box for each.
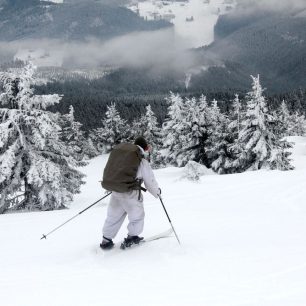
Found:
[0,190,9,214]
[23,176,32,209]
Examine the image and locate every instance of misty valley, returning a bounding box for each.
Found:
[1,0,305,131]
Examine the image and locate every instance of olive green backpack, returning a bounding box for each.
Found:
[101,143,143,193]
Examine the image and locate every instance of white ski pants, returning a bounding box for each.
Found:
[102,192,145,239]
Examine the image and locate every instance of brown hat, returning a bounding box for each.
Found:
[134,136,148,151]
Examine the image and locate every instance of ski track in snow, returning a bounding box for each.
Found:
[0,137,306,306]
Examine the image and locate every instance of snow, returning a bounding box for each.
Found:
[288,136,306,169]
[1,137,306,306]
[128,0,236,47]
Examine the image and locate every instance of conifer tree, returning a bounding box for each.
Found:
[288,111,306,136]
[209,117,234,174]
[276,100,291,138]
[210,99,220,123]
[85,137,99,159]
[103,103,128,152]
[234,75,293,171]
[90,103,128,153]
[59,105,91,162]
[163,93,214,167]
[194,95,214,167]
[226,94,244,173]
[128,105,162,166]
[141,104,162,166]
[89,126,105,154]
[207,100,235,174]
[142,105,160,143]
[173,97,195,166]
[130,117,145,141]
[180,96,213,167]
[162,92,185,166]
[273,100,306,139]
[229,94,242,139]
[0,63,85,213]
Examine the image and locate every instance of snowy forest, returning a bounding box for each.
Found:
[1,62,306,213]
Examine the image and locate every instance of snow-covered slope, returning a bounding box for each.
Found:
[1,137,306,306]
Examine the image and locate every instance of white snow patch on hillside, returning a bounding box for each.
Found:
[128,0,236,47]
[0,137,306,306]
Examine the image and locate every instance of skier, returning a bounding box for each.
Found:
[100,136,161,250]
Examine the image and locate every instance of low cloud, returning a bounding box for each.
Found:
[0,28,201,72]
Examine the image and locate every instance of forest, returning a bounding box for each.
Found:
[35,67,306,132]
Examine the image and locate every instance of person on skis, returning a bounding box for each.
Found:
[100,136,161,250]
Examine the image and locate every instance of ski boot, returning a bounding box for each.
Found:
[120,235,144,250]
[100,236,114,250]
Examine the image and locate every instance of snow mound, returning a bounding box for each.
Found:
[180,160,214,181]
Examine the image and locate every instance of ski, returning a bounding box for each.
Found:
[143,228,174,243]
[98,228,174,253]
[120,228,174,250]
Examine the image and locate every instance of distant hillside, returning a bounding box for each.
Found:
[214,9,273,40]
[190,8,306,93]
[0,0,170,41]
[34,65,306,132]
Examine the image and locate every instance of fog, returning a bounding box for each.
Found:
[1,0,304,72]
[0,28,204,71]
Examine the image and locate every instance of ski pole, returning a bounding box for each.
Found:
[40,192,112,240]
[158,195,181,245]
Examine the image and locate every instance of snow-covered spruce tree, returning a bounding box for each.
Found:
[162,92,186,166]
[59,105,92,161]
[174,95,213,167]
[275,100,306,138]
[89,126,105,154]
[141,105,163,167]
[229,94,242,140]
[205,100,234,174]
[233,75,293,171]
[84,137,99,159]
[194,95,216,167]
[92,103,128,153]
[0,63,85,213]
[288,111,306,136]
[226,94,245,173]
[129,105,162,167]
[142,105,161,144]
[130,117,145,140]
[275,100,292,138]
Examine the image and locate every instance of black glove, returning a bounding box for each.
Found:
[158,188,162,196]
